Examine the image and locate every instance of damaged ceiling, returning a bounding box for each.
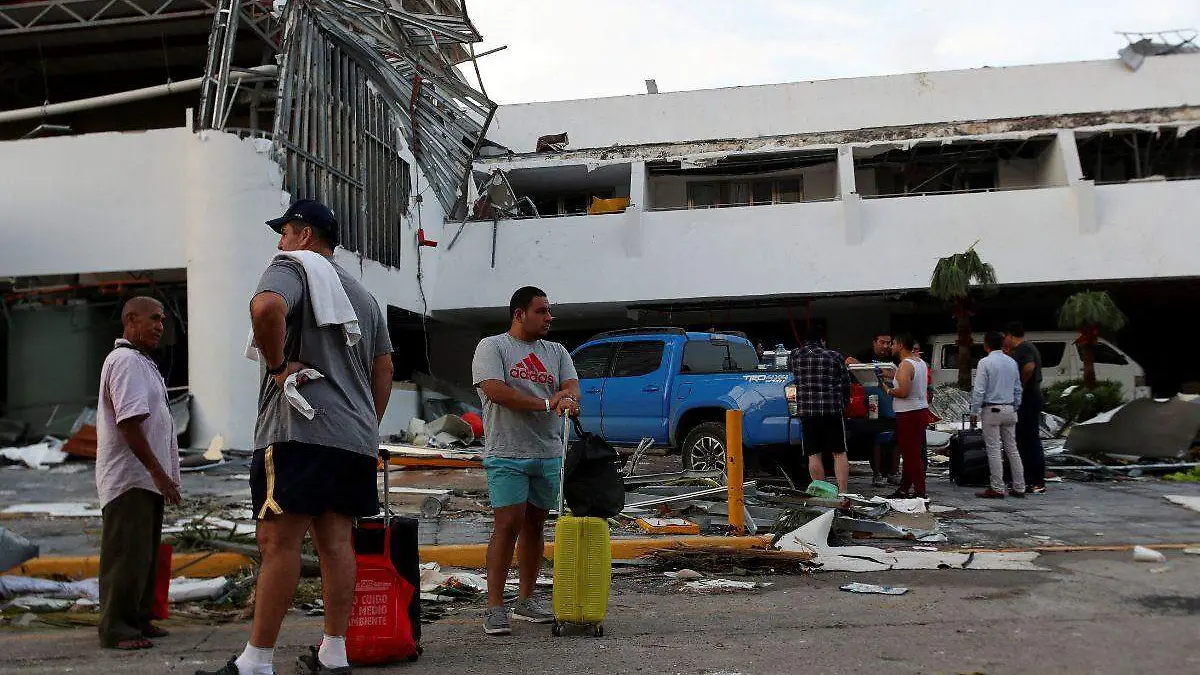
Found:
[198,0,496,223]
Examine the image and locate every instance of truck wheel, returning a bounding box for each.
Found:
[682,422,727,472]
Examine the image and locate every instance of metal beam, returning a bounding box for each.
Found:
[0,0,218,37]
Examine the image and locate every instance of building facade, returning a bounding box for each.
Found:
[3,5,1198,449]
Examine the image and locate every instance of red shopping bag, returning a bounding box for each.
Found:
[151,543,172,620]
[346,521,419,665]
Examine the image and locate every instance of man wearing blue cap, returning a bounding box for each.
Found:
[198,199,394,675]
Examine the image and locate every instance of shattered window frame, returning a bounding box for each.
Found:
[1076,127,1200,185]
[855,135,1059,199]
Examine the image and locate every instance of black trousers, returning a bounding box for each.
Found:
[98,488,164,647]
[1017,390,1046,488]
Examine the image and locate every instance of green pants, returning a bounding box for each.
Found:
[98,488,164,647]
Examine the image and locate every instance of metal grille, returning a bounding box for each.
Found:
[275,5,411,267]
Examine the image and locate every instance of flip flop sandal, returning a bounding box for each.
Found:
[113,638,153,650]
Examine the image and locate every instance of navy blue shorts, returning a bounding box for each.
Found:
[251,441,379,519]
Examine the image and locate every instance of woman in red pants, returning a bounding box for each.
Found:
[884,334,930,499]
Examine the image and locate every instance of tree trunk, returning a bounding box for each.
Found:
[956,302,972,390]
[1082,336,1097,390]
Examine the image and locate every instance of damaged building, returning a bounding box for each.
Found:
[3,12,1200,450]
[439,47,1200,397]
[0,0,495,447]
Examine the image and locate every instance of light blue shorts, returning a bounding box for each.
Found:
[483,456,562,510]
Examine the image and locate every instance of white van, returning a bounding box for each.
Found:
[928,332,1150,400]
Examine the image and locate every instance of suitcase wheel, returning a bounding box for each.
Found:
[552,622,564,637]
[592,624,604,638]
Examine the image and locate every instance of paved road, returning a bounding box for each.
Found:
[3,550,1198,675]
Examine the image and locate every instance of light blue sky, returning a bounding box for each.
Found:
[468,0,1199,103]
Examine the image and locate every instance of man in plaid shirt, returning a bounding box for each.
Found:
[788,328,853,493]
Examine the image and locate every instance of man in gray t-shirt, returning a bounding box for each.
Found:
[199,199,393,675]
[471,286,579,636]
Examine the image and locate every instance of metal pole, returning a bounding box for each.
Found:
[726,409,745,535]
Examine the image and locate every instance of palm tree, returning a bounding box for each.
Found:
[1058,291,1127,390]
[930,243,998,389]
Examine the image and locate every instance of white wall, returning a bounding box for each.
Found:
[0,129,191,277]
[2,127,440,450]
[1036,140,1069,187]
[488,54,1200,152]
[434,180,1200,311]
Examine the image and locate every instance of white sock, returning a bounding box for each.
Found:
[318,634,349,669]
[234,643,275,675]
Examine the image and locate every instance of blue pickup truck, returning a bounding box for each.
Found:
[569,328,801,471]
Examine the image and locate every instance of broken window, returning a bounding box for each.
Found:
[648,150,836,211]
[854,136,1060,198]
[1076,127,1200,184]
[473,163,631,219]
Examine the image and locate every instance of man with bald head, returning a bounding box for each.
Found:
[96,296,182,650]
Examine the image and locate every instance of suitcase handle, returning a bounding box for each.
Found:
[556,412,570,517]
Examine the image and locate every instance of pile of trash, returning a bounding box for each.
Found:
[929,385,1200,481]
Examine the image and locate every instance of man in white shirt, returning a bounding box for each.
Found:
[970,331,1026,499]
[96,297,181,650]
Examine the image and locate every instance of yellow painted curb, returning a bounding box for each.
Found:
[421,534,776,569]
[6,535,775,578]
[5,552,255,580]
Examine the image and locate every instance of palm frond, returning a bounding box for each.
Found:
[1058,291,1127,332]
[930,243,997,302]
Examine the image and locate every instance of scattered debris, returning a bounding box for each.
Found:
[0,526,39,570]
[535,132,569,153]
[62,422,97,460]
[424,415,475,446]
[840,583,909,595]
[647,545,814,576]
[168,577,229,603]
[805,480,839,499]
[0,576,98,602]
[1163,495,1200,514]
[179,435,229,473]
[664,569,704,580]
[1132,546,1167,563]
[382,443,484,470]
[775,511,1046,572]
[635,518,700,535]
[0,438,67,470]
[1066,396,1200,459]
[1182,548,1200,556]
[2,502,102,518]
[684,579,770,592]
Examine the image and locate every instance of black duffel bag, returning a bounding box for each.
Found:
[562,418,627,518]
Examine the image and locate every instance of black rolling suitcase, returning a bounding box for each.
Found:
[948,418,990,487]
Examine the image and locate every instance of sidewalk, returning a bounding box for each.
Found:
[3,550,1198,674]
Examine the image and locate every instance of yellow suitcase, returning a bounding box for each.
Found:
[551,415,611,636]
[551,514,611,636]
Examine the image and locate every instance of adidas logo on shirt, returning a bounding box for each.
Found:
[510,353,555,386]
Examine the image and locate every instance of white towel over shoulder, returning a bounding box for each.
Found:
[245,251,360,361]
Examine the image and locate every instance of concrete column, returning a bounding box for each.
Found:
[838,146,864,245]
[622,161,646,257]
[1057,129,1085,184]
[1057,129,1097,234]
[184,131,286,449]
